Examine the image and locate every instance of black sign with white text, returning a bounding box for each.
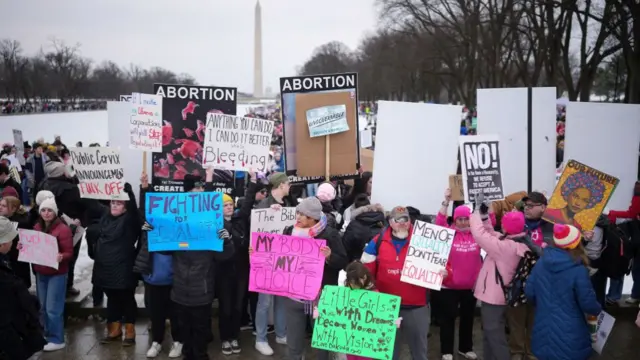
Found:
[459,135,504,203]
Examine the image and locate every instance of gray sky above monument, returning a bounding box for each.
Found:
[1,0,376,94]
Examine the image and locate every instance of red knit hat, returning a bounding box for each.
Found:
[1,187,18,199]
[553,224,582,249]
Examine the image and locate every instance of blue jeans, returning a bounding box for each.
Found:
[21,178,30,206]
[306,183,318,197]
[255,294,286,342]
[36,274,68,344]
[607,277,624,301]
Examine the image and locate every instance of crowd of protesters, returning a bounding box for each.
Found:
[0,104,639,360]
[1,100,107,114]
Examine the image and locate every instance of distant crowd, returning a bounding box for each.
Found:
[1,101,107,115]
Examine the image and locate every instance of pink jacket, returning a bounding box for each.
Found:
[435,212,492,290]
[469,213,530,305]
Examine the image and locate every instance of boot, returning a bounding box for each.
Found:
[123,323,136,346]
[100,322,122,344]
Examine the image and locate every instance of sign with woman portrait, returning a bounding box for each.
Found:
[543,160,619,230]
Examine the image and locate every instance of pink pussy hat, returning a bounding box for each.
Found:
[453,206,471,220]
[316,183,336,203]
[502,211,525,235]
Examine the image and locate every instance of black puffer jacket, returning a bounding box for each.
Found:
[343,204,386,262]
[88,185,140,290]
[283,224,348,286]
[7,211,32,288]
[320,201,340,230]
[37,176,85,223]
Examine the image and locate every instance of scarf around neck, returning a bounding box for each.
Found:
[293,214,327,238]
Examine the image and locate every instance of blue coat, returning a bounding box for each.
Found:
[525,247,602,360]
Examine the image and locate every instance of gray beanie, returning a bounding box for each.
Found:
[296,197,323,220]
[44,161,66,178]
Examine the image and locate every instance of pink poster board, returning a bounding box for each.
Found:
[249,232,326,300]
[17,229,59,270]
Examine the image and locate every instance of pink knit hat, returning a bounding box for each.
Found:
[316,183,336,203]
[502,211,525,235]
[453,206,471,220]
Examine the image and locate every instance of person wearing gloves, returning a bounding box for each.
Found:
[316,182,342,229]
[469,194,533,360]
[87,183,140,346]
[342,194,385,262]
[525,224,602,360]
[434,189,487,360]
[31,197,74,352]
[361,206,430,360]
[275,196,348,360]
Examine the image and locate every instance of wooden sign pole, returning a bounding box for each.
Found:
[325,136,331,181]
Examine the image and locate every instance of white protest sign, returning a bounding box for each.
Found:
[70,147,129,200]
[593,311,615,354]
[250,207,296,235]
[17,229,59,270]
[459,135,504,203]
[203,113,274,172]
[12,129,25,165]
[129,92,163,152]
[360,128,372,148]
[401,220,455,290]
[306,104,349,137]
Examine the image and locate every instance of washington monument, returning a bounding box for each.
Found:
[253,0,263,98]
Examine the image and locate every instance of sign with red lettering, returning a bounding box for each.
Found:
[203,113,274,172]
[400,221,455,291]
[70,147,129,200]
[130,92,163,152]
[17,229,59,270]
[249,233,326,300]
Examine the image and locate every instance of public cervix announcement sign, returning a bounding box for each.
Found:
[70,147,129,200]
[401,220,455,291]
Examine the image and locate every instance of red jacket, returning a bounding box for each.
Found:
[608,195,640,223]
[362,225,428,307]
[32,219,74,276]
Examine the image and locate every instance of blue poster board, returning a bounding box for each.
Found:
[145,192,224,252]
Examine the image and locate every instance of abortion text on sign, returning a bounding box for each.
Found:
[70,147,129,201]
[249,233,326,300]
[460,135,504,203]
[400,220,455,291]
[250,207,296,235]
[311,286,401,360]
[146,192,224,252]
[203,113,274,172]
[306,104,349,138]
[130,92,163,152]
[17,229,59,270]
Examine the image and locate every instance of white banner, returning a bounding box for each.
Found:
[70,147,129,200]
[250,207,296,235]
[203,113,274,172]
[129,92,163,152]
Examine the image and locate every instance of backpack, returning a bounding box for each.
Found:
[495,250,539,307]
[598,222,634,279]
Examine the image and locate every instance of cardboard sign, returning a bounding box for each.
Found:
[543,159,618,231]
[145,192,224,251]
[459,135,504,203]
[70,147,129,200]
[312,286,401,360]
[129,92,163,152]
[280,73,360,182]
[250,207,296,235]
[593,311,615,354]
[202,113,274,172]
[306,104,349,137]
[152,84,237,193]
[400,220,455,290]
[448,174,464,201]
[17,229,59,270]
[12,129,25,165]
[249,233,326,300]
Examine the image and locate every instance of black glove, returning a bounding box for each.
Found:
[217,228,231,240]
[475,192,489,219]
[124,182,133,193]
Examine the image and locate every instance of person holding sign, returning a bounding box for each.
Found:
[31,198,74,352]
[276,196,348,360]
[360,206,431,360]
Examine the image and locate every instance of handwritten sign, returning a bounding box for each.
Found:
[12,129,25,165]
[250,207,296,235]
[459,135,504,203]
[401,220,455,290]
[145,192,224,251]
[312,286,401,360]
[306,104,349,137]
[448,174,464,201]
[203,113,274,172]
[17,229,59,270]
[130,92,163,152]
[249,233,326,300]
[70,147,129,200]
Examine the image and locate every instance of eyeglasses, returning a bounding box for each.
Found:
[524,203,542,209]
[392,216,409,224]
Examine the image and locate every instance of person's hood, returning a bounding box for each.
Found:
[352,204,386,225]
[539,246,582,273]
[42,176,75,197]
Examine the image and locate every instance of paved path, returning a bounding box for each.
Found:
[29,317,640,360]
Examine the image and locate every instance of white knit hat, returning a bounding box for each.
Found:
[39,197,59,215]
[36,190,55,206]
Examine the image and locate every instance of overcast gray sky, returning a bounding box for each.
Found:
[1,0,377,94]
